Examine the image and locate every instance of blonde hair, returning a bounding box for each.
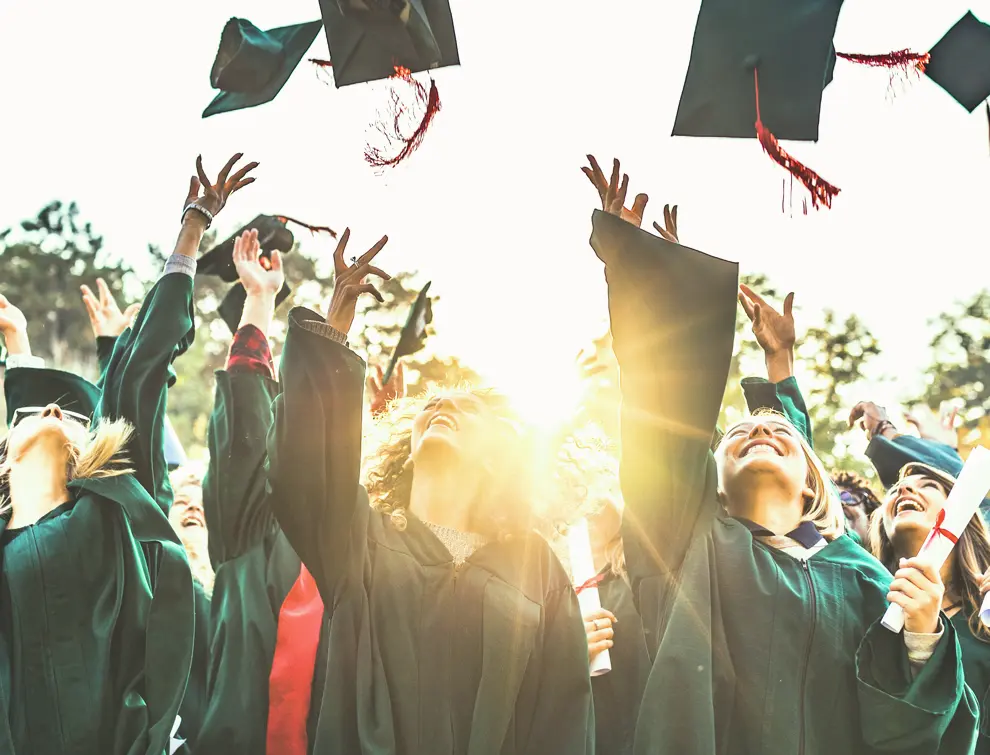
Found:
[715,409,845,541]
[0,417,134,514]
[363,387,539,540]
[170,463,204,493]
[869,482,990,643]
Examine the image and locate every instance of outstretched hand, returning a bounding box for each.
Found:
[0,294,30,356]
[367,361,406,416]
[582,155,649,228]
[184,152,259,220]
[848,401,893,439]
[738,284,795,356]
[904,402,960,449]
[80,278,140,338]
[326,228,392,336]
[653,204,679,243]
[233,228,285,297]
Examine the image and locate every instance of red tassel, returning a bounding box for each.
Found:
[275,215,338,239]
[836,49,929,73]
[309,58,333,69]
[753,68,840,210]
[365,66,442,169]
[309,58,334,86]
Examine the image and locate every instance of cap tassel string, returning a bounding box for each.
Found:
[275,216,338,239]
[753,68,840,210]
[836,49,930,94]
[309,58,335,86]
[365,66,442,169]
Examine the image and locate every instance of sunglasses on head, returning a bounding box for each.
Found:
[10,406,91,429]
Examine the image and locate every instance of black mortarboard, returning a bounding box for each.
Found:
[318,0,459,87]
[203,18,324,118]
[673,0,844,141]
[197,215,295,282]
[925,11,990,113]
[217,281,293,336]
[382,281,432,384]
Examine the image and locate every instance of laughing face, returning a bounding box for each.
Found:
[168,477,208,555]
[881,473,949,544]
[410,391,505,466]
[718,416,812,507]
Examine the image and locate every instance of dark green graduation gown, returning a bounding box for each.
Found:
[265,307,595,755]
[0,272,196,754]
[197,368,332,753]
[97,331,209,755]
[590,209,979,754]
[592,570,651,755]
[951,612,990,753]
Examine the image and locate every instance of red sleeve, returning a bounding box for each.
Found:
[227,324,275,379]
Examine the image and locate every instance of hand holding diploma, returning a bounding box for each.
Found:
[882,445,990,633]
[568,518,612,676]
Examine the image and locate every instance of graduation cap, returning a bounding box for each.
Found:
[317,0,459,88]
[4,368,100,427]
[203,18,324,118]
[163,416,188,471]
[197,215,295,282]
[672,0,843,208]
[925,11,990,113]
[217,281,293,335]
[382,281,433,385]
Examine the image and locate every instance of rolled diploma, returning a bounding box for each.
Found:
[882,445,990,633]
[568,518,611,676]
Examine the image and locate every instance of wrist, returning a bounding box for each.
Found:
[181,203,213,230]
[3,331,31,356]
[764,349,794,384]
[871,420,897,441]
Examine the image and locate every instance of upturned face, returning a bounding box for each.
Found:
[410,392,507,467]
[168,480,208,555]
[718,416,811,507]
[881,473,949,544]
[5,404,88,463]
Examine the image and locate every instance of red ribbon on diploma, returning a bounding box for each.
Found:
[575,572,606,595]
[920,508,959,553]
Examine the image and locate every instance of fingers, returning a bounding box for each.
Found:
[343,282,384,304]
[737,291,756,321]
[269,249,283,273]
[900,557,942,587]
[582,607,618,624]
[80,286,99,322]
[216,152,243,189]
[123,303,141,321]
[95,278,113,307]
[783,292,795,317]
[227,163,259,195]
[630,193,649,220]
[664,204,674,233]
[231,177,257,193]
[848,402,867,428]
[671,204,678,231]
[653,221,677,243]
[611,174,630,214]
[586,626,614,644]
[332,228,351,276]
[581,166,606,205]
[738,282,768,310]
[185,176,201,206]
[753,304,763,329]
[605,159,620,210]
[889,577,926,602]
[195,156,211,191]
[355,235,389,268]
[588,639,613,661]
[587,155,607,195]
[904,413,920,430]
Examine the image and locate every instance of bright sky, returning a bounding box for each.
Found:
[1,0,988,416]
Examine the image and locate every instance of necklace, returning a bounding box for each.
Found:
[423,520,488,565]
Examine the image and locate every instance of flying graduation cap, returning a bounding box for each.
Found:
[382,281,433,385]
[203,18,324,118]
[197,215,296,282]
[924,11,990,113]
[673,0,843,209]
[312,0,459,167]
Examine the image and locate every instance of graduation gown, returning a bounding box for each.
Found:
[741,375,814,448]
[265,308,595,755]
[0,272,196,754]
[97,332,209,755]
[591,209,979,755]
[197,366,332,753]
[592,570,650,755]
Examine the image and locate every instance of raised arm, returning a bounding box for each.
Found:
[80,277,140,378]
[98,153,258,513]
[265,228,391,600]
[203,229,283,567]
[737,284,814,447]
[583,156,738,592]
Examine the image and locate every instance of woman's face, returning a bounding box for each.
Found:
[719,416,810,503]
[5,404,88,464]
[410,392,506,467]
[881,473,949,542]
[168,479,208,555]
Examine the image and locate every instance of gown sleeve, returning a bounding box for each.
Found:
[589,210,738,596]
[856,618,980,753]
[96,269,195,514]
[96,335,118,379]
[265,306,368,602]
[741,375,814,448]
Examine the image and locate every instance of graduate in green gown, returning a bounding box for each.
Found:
[264,227,594,754]
[583,154,978,754]
[868,461,990,753]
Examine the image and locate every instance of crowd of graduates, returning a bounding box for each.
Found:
[1,150,989,755]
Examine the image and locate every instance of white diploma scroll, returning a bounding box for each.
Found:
[568,517,612,676]
[883,445,990,633]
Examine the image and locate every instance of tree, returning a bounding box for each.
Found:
[917,289,990,457]
[0,201,144,379]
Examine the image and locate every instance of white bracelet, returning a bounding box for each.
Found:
[182,203,214,229]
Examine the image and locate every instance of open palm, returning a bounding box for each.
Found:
[738,283,795,355]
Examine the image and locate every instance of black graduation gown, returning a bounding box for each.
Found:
[265,308,595,755]
[197,368,332,753]
[592,570,650,755]
[0,272,196,753]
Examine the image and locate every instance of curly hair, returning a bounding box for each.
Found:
[363,389,617,542]
[831,470,881,515]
